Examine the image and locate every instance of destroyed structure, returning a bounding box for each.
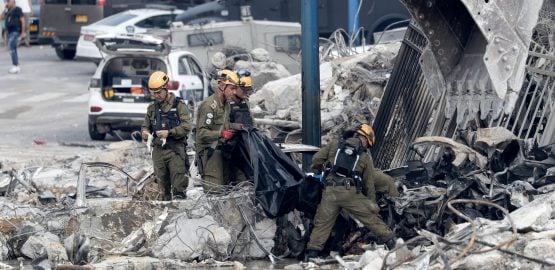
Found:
[1,0,555,269]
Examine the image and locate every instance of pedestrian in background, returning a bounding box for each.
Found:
[2,0,25,74]
[14,0,30,46]
[1,0,6,49]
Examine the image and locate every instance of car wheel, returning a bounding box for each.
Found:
[88,120,106,140]
[55,47,76,60]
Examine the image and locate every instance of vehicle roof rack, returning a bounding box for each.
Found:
[145,4,178,11]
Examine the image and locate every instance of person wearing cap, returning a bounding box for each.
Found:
[141,71,192,200]
[195,69,254,194]
[305,124,398,260]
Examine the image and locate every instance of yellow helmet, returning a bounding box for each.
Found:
[216,69,239,86]
[237,69,253,93]
[148,71,169,91]
[356,124,376,147]
[239,75,252,87]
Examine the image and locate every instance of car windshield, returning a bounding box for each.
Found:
[96,13,137,27]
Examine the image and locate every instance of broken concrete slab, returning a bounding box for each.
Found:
[21,231,68,261]
[91,255,164,270]
[152,213,230,261]
[247,218,276,258]
[358,249,387,270]
[456,250,506,270]
[508,181,536,208]
[523,239,555,262]
[507,192,555,231]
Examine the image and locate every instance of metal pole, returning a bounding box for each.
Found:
[348,0,360,46]
[301,0,321,171]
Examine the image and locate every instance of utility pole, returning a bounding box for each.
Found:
[348,0,360,46]
[301,0,321,171]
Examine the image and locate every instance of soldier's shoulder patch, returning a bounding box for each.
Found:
[210,100,217,110]
[207,112,213,119]
[206,118,212,124]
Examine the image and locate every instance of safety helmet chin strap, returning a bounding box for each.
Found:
[218,84,228,93]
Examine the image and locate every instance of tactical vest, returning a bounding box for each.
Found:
[152,97,182,135]
[228,101,253,127]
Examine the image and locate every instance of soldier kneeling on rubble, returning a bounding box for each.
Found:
[305,124,398,260]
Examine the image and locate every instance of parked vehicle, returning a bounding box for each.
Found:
[29,0,40,43]
[175,0,410,42]
[38,0,199,60]
[76,7,183,62]
[170,16,301,74]
[88,33,208,140]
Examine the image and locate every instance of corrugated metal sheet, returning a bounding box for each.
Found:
[371,23,437,169]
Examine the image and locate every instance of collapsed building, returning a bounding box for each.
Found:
[1,0,555,269]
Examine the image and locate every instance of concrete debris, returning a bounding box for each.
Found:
[249,43,400,143]
[151,214,230,261]
[283,263,304,270]
[411,136,488,169]
[358,249,390,270]
[0,233,8,261]
[235,59,291,91]
[308,125,555,270]
[0,261,13,269]
[1,2,554,267]
[2,126,553,269]
[507,192,555,231]
[523,239,555,262]
[208,47,292,93]
[247,218,277,258]
[20,231,68,261]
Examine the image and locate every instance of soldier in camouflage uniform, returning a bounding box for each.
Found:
[195,69,254,194]
[141,71,192,200]
[305,124,397,259]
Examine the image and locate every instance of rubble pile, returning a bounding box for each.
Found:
[315,127,555,269]
[0,140,284,268]
[209,47,292,92]
[249,43,401,144]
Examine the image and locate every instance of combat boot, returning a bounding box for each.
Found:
[304,249,320,262]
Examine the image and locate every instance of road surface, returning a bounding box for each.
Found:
[0,45,125,162]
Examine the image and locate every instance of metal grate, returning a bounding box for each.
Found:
[492,41,555,146]
[371,23,437,169]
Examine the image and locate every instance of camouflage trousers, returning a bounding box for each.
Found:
[199,148,247,194]
[307,186,393,251]
[152,146,188,200]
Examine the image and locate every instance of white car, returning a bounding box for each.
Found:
[88,33,209,140]
[77,7,183,62]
